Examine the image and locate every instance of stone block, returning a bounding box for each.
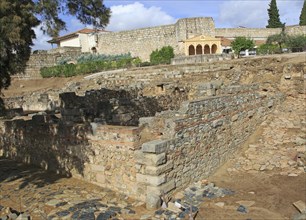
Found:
[136,173,166,186]
[90,164,105,172]
[212,119,223,128]
[96,173,106,184]
[142,140,168,154]
[146,180,176,195]
[145,161,173,175]
[231,114,239,122]
[146,193,161,210]
[135,151,166,166]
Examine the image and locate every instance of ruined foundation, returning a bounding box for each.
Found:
[1,55,305,208]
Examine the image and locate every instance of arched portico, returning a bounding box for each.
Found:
[184,35,222,56]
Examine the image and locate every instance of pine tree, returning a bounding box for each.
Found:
[266,0,283,28]
[300,0,306,26]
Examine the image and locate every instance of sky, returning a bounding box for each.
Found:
[32,0,304,50]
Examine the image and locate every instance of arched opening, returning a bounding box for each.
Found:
[204,45,210,54]
[211,44,217,54]
[91,47,97,54]
[189,45,195,55]
[196,45,203,55]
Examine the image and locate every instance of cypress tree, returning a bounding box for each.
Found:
[300,0,306,26]
[266,0,283,28]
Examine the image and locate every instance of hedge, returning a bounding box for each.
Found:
[41,58,133,78]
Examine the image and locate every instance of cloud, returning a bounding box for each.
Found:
[218,0,302,28]
[31,25,53,51]
[107,2,176,31]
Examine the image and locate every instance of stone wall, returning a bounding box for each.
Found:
[0,83,282,208]
[171,54,233,65]
[2,55,304,208]
[15,47,83,79]
[20,17,306,78]
[136,84,283,208]
[215,25,306,39]
[97,17,215,61]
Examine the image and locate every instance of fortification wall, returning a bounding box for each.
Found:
[97,17,215,61]
[16,48,83,79]
[216,25,306,39]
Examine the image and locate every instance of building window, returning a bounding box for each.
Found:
[91,47,97,54]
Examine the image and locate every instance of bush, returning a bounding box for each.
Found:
[139,61,151,67]
[257,43,279,55]
[77,53,132,63]
[40,57,133,78]
[287,35,306,52]
[150,46,174,65]
[132,57,142,67]
[231,37,255,57]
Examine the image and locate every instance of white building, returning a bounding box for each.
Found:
[47,28,109,53]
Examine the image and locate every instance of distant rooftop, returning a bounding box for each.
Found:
[47,28,110,44]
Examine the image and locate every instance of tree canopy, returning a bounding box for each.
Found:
[0,0,111,93]
[287,35,306,52]
[266,27,289,52]
[300,0,306,26]
[266,0,283,28]
[230,37,255,58]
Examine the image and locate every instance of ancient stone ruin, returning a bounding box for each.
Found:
[0,54,305,209]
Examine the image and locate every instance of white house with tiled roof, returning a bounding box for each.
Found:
[47,28,110,53]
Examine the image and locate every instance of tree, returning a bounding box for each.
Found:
[287,35,306,52]
[300,0,306,26]
[266,27,289,52]
[230,37,255,58]
[0,0,111,93]
[0,1,39,93]
[266,0,284,28]
[150,46,174,65]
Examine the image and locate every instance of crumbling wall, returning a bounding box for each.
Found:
[59,88,188,126]
[0,117,92,175]
[84,124,141,198]
[16,47,83,79]
[136,84,284,208]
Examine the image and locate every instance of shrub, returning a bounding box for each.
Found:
[150,46,174,65]
[139,61,151,67]
[257,43,279,55]
[77,53,132,63]
[287,35,306,52]
[40,57,133,78]
[132,57,142,67]
[231,37,255,58]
